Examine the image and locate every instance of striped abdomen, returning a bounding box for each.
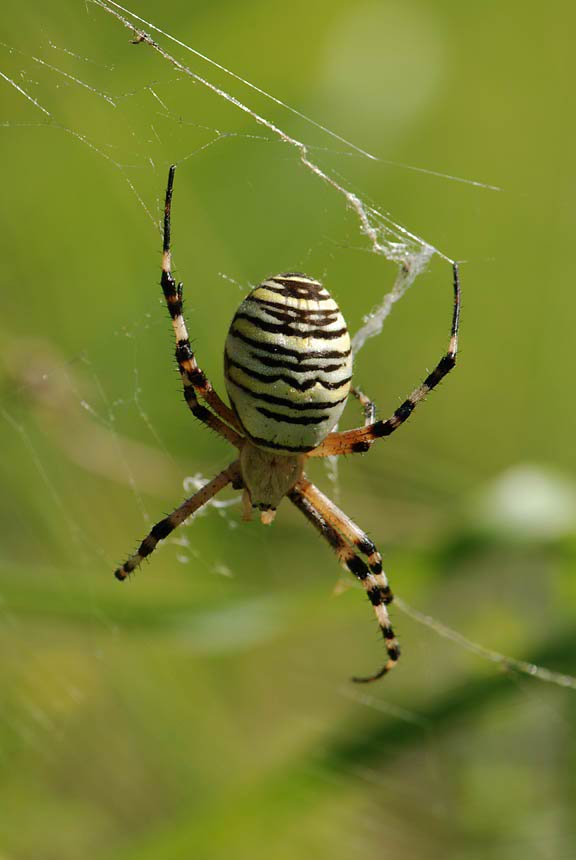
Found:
[225,273,353,454]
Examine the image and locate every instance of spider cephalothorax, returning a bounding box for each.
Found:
[114,166,461,682]
[238,444,304,522]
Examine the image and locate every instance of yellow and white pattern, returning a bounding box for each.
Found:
[225,274,353,453]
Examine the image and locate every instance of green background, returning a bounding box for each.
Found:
[2,1,576,858]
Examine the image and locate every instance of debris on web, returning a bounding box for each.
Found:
[352,242,435,356]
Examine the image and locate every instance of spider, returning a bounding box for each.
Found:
[115,165,461,683]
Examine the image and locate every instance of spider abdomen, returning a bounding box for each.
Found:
[225,273,353,453]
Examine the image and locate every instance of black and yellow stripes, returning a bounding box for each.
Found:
[114,166,462,686]
[310,262,461,458]
[289,479,399,682]
[225,273,353,453]
[114,462,239,580]
[161,166,243,447]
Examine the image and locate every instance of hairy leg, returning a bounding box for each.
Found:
[162,166,243,446]
[115,460,240,580]
[289,483,399,682]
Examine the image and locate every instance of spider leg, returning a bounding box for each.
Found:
[351,386,376,426]
[295,477,392,599]
[115,460,240,580]
[309,262,460,457]
[162,166,243,446]
[288,481,399,683]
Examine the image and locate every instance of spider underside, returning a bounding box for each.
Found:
[114,166,461,683]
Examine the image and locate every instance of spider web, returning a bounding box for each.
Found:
[1,3,575,858]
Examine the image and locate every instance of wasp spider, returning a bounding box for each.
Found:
[115,166,461,682]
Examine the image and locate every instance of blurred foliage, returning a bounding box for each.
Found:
[1,1,576,858]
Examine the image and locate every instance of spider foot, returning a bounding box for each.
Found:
[114,553,142,581]
[351,651,400,683]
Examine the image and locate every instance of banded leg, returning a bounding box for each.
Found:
[115,461,239,580]
[295,477,392,603]
[162,166,243,446]
[351,386,376,426]
[288,483,399,683]
[309,262,461,457]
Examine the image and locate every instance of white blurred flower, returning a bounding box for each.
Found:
[474,465,576,540]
